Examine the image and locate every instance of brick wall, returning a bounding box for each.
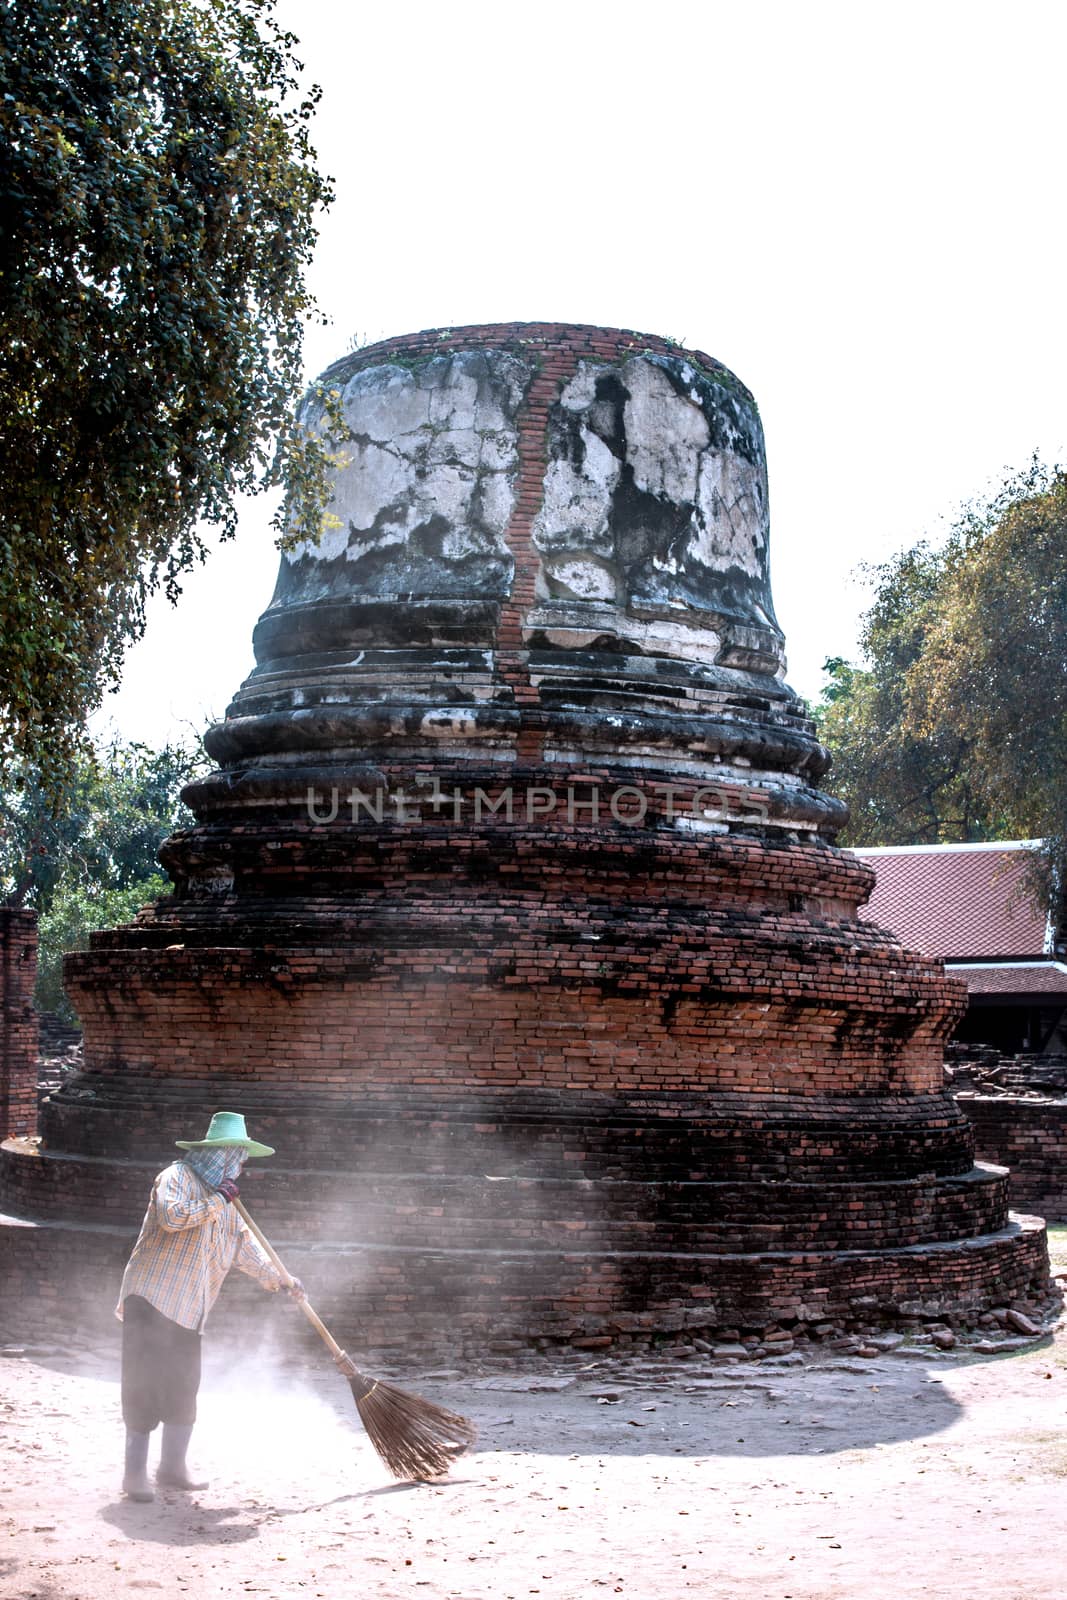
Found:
[956,1096,1067,1220]
[0,907,38,1140]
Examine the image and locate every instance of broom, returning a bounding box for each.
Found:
[234,1198,477,1479]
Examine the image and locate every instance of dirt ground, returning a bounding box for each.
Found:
[3,1239,1066,1600]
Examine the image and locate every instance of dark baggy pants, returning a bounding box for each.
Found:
[121,1294,202,1433]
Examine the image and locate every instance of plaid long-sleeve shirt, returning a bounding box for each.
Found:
[116,1161,286,1331]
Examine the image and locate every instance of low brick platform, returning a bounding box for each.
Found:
[0,1199,1051,1358]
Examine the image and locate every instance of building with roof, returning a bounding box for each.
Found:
[855,841,1067,1055]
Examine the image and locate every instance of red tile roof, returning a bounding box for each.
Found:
[853,842,1049,961]
[952,962,1067,995]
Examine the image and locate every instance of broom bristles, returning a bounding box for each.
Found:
[348,1372,477,1480]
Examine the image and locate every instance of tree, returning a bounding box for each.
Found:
[815,459,1064,853]
[907,461,1067,862]
[814,555,1003,848]
[0,738,206,1019]
[0,0,334,787]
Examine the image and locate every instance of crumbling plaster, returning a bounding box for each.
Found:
[532,356,773,633]
[278,350,532,604]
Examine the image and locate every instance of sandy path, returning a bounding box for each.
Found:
[2,1314,1066,1600]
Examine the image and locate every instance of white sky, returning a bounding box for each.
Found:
[94,0,1067,749]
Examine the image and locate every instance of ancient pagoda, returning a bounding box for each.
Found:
[0,324,1050,1353]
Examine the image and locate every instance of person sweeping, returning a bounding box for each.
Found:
[115,1110,305,1502]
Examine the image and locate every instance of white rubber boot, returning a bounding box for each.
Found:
[157,1423,208,1490]
[122,1430,155,1502]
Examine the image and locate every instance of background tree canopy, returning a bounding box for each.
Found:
[0,738,207,1018]
[0,0,333,787]
[815,459,1067,871]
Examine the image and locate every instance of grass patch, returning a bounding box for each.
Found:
[1008,1430,1067,1477]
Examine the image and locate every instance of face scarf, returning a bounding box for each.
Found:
[182,1145,246,1191]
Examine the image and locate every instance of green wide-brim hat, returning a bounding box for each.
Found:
[175,1110,274,1158]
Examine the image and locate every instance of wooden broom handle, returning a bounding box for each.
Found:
[234,1196,354,1370]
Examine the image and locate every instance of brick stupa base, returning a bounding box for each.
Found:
[0,325,1051,1353]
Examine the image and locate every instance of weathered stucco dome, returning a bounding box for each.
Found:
[0,323,1051,1356]
[191,325,838,837]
